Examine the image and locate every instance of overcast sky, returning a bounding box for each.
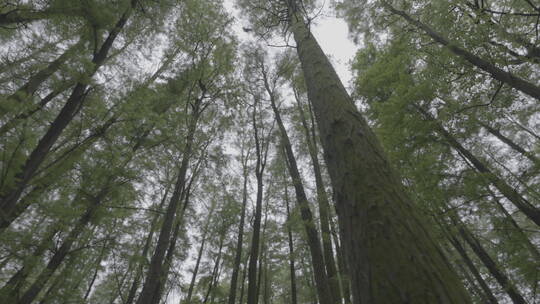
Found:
[223,1,359,92]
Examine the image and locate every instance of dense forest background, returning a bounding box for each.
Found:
[0,0,538,303]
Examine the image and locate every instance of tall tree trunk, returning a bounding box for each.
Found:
[125,186,171,304]
[267,82,333,304]
[135,107,199,304]
[294,87,341,303]
[0,225,59,294]
[0,1,136,221]
[447,234,498,304]
[83,239,110,300]
[202,233,225,304]
[287,4,471,302]
[383,2,540,100]
[449,213,527,304]
[284,184,298,304]
[415,105,540,226]
[330,216,351,304]
[227,148,250,304]
[246,96,269,304]
[239,255,248,304]
[184,202,216,304]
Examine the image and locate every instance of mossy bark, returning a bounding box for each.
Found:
[289,11,471,303]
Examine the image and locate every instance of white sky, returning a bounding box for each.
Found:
[223,0,359,92]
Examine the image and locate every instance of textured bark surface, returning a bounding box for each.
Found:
[289,11,471,303]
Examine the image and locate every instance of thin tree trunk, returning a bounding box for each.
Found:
[263,62,333,304]
[449,214,527,304]
[10,189,107,304]
[135,106,200,304]
[294,87,341,303]
[415,105,540,226]
[288,4,470,302]
[239,253,249,304]
[479,121,539,164]
[284,184,298,304]
[330,216,351,304]
[83,239,109,300]
[0,1,136,221]
[227,147,250,304]
[246,95,269,304]
[202,233,225,304]
[184,203,216,304]
[0,225,59,294]
[384,2,540,100]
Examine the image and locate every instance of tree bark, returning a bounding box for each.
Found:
[284,184,298,304]
[267,82,333,304]
[135,102,200,304]
[227,146,250,304]
[294,87,341,303]
[246,95,269,304]
[479,121,540,165]
[183,201,216,304]
[288,4,471,302]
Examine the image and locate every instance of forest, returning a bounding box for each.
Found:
[0,0,538,303]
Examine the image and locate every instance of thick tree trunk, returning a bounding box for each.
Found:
[384,3,540,100]
[284,184,298,304]
[0,2,135,221]
[288,6,471,303]
[415,105,540,226]
[267,87,333,304]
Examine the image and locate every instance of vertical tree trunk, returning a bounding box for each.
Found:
[202,233,225,304]
[294,88,341,303]
[288,4,471,302]
[227,148,250,304]
[136,101,201,304]
[268,97,333,304]
[284,184,298,304]
[184,202,215,304]
[125,186,171,304]
[246,95,269,304]
[10,190,107,304]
